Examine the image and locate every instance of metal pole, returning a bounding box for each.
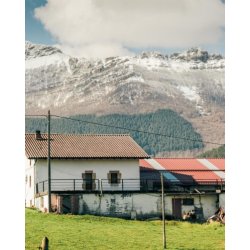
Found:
[48,110,51,212]
[161,173,166,249]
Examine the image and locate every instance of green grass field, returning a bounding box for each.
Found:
[26,208,224,250]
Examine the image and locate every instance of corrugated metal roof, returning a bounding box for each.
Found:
[156,158,212,171]
[139,158,225,184]
[25,133,149,159]
[140,159,154,169]
[207,159,225,170]
[197,159,225,179]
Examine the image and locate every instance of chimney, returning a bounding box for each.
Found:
[35,130,43,140]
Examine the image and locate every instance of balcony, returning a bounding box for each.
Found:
[35,178,225,194]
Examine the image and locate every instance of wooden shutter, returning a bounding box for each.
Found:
[108,171,121,184]
[107,172,111,184]
[118,172,122,184]
[92,173,96,190]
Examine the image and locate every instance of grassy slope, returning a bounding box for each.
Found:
[198,145,225,158]
[26,209,224,250]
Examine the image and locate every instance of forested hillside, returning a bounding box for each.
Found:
[25,109,203,156]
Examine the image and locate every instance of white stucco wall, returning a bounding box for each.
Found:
[219,193,225,210]
[170,195,217,219]
[25,157,36,207]
[199,195,218,218]
[27,157,221,219]
[78,193,218,219]
[78,193,160,217]
[32,192,218,219]
[35,194,49,212]
[35,159,140,191]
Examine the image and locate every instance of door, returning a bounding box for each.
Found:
[71,195,79,214]
[62,196,71,214]
[172,198,182,219]
[59,195,79,214]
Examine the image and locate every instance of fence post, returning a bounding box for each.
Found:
[73,179,76,191]
[122,179,124,191]
[39,237,49,250]
[98,179,100,192]
[43,181,45,192]
[161,173,166,249]
[100,179,103,195]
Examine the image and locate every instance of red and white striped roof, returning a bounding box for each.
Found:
[140,158,225,183]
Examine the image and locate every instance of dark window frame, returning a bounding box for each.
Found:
[82,171,96,191]
[182,198,194,206]
[108,171,121,184]
[111,172,118,184]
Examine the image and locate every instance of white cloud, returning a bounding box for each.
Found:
[55,42,134,58]
[35,0,224,58]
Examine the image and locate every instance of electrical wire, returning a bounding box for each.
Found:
[25,113,224,146]
[25,114,47,117]
[50,114,223,146]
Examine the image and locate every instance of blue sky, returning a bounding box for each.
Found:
[25,0,54,44]
[26,0,225,57]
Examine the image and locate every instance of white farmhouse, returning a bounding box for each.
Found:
[25,131,149,213]
[25,131,225,220]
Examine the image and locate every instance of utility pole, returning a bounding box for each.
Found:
[47,110,51,212]
[161,173,166,249]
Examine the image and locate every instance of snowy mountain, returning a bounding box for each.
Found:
[25,41,225,149]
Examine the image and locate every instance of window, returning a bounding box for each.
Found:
[82,171,96,190]
[111,173,118,184]
[85,172,93,190]
[108,171,121,184]
[182,198,194,206]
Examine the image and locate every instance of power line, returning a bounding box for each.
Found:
[25,113,224,146]
[25,114,47,117]
[46,114,223,146]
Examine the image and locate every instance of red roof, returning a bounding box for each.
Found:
[207,159,225,170]
[140,158,225,184]
[25,133,149,159]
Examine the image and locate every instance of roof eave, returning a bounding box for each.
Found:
[27,156,149,160]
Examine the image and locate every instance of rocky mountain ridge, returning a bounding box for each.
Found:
[25,41,225,152]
